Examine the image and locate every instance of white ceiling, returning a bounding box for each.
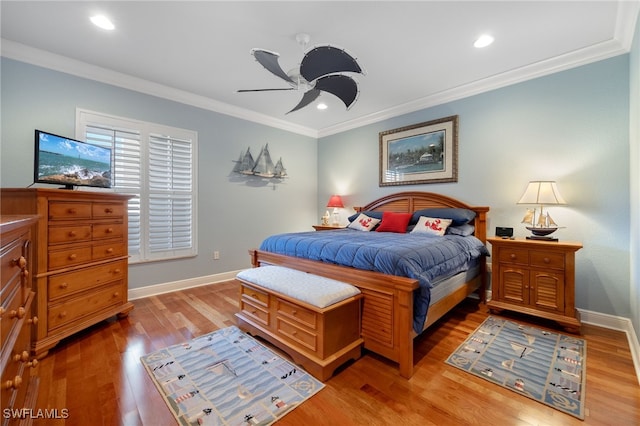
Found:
[1,1,638,137]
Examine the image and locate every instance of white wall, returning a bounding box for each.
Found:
[319,55,631,319]
[629,10,640,343]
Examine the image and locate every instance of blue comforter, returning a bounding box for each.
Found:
[259,229,489,332]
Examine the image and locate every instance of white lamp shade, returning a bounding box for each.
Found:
[517,181,567,205]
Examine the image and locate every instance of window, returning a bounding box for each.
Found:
[76,109,197,263]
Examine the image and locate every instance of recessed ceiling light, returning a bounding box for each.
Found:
[474,34,494,48]
[90,15,115,30]
[317,103,328,110]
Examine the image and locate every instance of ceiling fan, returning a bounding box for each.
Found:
[237,33,364,114]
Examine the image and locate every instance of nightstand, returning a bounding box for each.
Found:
[487,237,583,333]
[312,225,345,231]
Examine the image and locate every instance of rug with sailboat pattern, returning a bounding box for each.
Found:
[140,326,324,425]
[445,316,586,419]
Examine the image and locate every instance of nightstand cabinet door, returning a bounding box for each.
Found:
[530,270,564,313]
[498,267,529,305]
[487,237,582,333]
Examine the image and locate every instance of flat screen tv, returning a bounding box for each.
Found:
[34,129,112,189]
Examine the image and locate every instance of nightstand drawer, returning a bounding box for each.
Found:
[497,248,529,265]
[530,251,565,269]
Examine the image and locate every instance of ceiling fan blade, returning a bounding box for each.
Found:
[300,45,363,82]
[251,49,295,84]
[287,89,321,114]
[237,88,295,92]
[314,74,359,109]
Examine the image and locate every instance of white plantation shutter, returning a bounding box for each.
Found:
[77,110,197,263]
[148,134,194,257]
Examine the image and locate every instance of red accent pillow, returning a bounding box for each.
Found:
[375,211,413,233]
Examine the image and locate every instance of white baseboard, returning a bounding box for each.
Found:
[579,308,640,385]
[127,270,243,300]
[128,273,640,384]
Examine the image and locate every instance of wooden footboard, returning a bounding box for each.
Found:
[249,249,419,378]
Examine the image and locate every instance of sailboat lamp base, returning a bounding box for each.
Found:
[526,235,558,241]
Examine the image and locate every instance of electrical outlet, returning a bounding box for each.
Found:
[213,251,220,260]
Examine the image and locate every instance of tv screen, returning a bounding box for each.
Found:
[34,129,112,189]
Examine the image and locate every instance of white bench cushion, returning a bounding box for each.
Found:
[236,265,361,309]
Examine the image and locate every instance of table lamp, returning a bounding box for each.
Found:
[326,195,344,226]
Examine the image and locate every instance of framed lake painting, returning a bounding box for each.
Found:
[379,115,458,186]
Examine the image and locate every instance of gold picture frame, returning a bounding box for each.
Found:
[379,115,458,186]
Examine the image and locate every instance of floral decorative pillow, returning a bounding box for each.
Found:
[347,213,381,231]
[410,216,453,236]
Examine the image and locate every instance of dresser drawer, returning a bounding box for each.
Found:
[530,251,565,269]
[48,245,92,269]
[48,225,92,244]
[92,241,126,261]
[497,248,529,265]
[276,317,317,352]
[1,238,24,302]
[48,260,127,300]
[93,223,125,240]
[48,281,125,331]
[276,299,317,329]
[0,311,32,419]
[0,284,24,352]
[48,202,91,220]
[92,203,124,219]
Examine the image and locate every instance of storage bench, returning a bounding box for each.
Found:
[235,265,363,381]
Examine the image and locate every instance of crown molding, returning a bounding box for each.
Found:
[0,39,319,138]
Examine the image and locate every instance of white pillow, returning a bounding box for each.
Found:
[410,216,453,236]
[347,213,381,232]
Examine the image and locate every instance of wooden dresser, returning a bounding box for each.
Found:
[1,188,134,358]
[487,237,583,333]
[1,216,39,424]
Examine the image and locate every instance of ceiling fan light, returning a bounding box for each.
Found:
[317,103,328,110]
[474,34,494,48]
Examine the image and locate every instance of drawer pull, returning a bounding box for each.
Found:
[9,307,26,320]
[67,208,77,214]
[14,351,29,363]
[28,316,38,325]
[4,376,22,390]
[27,359,38,368]
[60,282,69,289]
[106,227,114,234]
[509,253,516,260]
[114,268,121,274]
[113,292,120,298]
[105,208,114,214]
[68,254,77,260]
[106,248,114,254]
[69,230,77,237]
[292,310,298,315]
[58,311,67,319]
[251,293,258,299]
[543,257,550,263]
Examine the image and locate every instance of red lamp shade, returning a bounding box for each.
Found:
[326,195,344,208]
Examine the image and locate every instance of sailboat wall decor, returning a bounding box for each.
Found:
[232,144,288,179]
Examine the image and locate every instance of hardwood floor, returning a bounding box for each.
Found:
[32,281,640,425]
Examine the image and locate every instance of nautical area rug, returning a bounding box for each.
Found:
[445,316,586,419]
[140,326,324,425]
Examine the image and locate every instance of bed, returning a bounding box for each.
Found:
[248,191,489,378]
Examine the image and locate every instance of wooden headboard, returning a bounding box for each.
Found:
[354,191,489,243]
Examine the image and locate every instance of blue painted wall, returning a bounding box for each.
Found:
[319,55,631,318]
[0,58,318,289]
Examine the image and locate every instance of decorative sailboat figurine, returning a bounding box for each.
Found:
[233,144,288,179]
[252,144,276,178]
[233,147,255,175]
[273,157,287,178]
[522,206,563,240]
